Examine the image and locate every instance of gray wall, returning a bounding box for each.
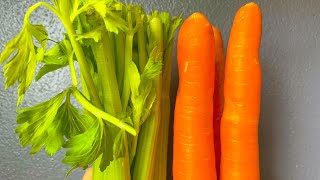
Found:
[1,0,320,179]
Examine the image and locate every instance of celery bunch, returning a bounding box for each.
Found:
[0,0,181,179]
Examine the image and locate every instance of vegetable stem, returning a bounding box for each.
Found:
[92,30,122,114]
[123,133,131,179]
[128,22,148,164]
[121,7,135,111]
[68,53,78,87]
[132,16,163,179]
[92,29,130,180]
[121,34,134,111]
[72,88,136,136]
[93,155,105,180]
[137,23,147,73]
[115,32,126,94]
[154,41,174,180]
[24,2,60,25]
[132,114,158,180]
[63,19,103,109]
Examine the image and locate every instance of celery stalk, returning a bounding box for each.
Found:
[63,18,103,109]
[121,33,134,111]
[92,30,122,114]
[132,16,164,180]
[91,29,130,180]
[137,25,148,73]
[128,15,148,165]
[115,32,126,95]
[132,114,158,179]
[154,42,174,180]
[121,7,134,111]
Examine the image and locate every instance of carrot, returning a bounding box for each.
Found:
[212,25,225,179]
[173,12,217,180]
[82,167,92,180]
[220,2,262,180]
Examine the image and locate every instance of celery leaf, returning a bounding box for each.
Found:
[63,120,110,171]
[77,0,128,33]
[0,23,48,105]
[16,90,68,155]
[16,89,93,156]
[36,40,73,80]
[129,48,162,128]
[62,120,101,167]
[36,64,67,81]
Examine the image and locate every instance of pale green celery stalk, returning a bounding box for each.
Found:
[91,30,122,114]
[108,31,117,73]
[63,19,103,109]
[50,0,103,108]
[75,15,93,104]
[132,50,139,68]
[72,89,136,136]
[121,9,134,111]
[80,74,90,100]
[128,21,148,165]
[78,17,92,114]
[119,11,135,175]
[114,32,125,95]
[137,23,148,73]
[121,33,133,111]
[153,41,174,180]
[132,16,164,180]
[93,149,130,180]
[123,133,131,179]
[98,132,130,180]
[93,156,106,180]
[132,114,158,179]
[68,53,78,87]
[91,29,130,180]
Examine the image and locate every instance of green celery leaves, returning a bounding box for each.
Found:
[0,23,48,105]
[75,0,128,33]
[16,89,93,156]
[129,48,162,128]
[36,40,73,81]
[16,90,68,155]
[63,120,105,170]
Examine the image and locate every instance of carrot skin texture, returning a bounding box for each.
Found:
[212,25,225,180]
[220,2,262,180]
[173,12,217,180]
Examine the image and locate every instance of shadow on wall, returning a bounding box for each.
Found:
[259,38,289,179]
[259,56,277,180]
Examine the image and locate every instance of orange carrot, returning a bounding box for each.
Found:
[220,2,262,180]
[173,12,217,180]
[212,25,225,179]
[82,167,92,180]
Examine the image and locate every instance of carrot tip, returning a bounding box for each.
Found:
[245,2,259,8]
[186,12,211,25]
[190,12,206,19]
[241,2,261,12]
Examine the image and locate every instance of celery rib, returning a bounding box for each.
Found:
[72,88,136,136]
